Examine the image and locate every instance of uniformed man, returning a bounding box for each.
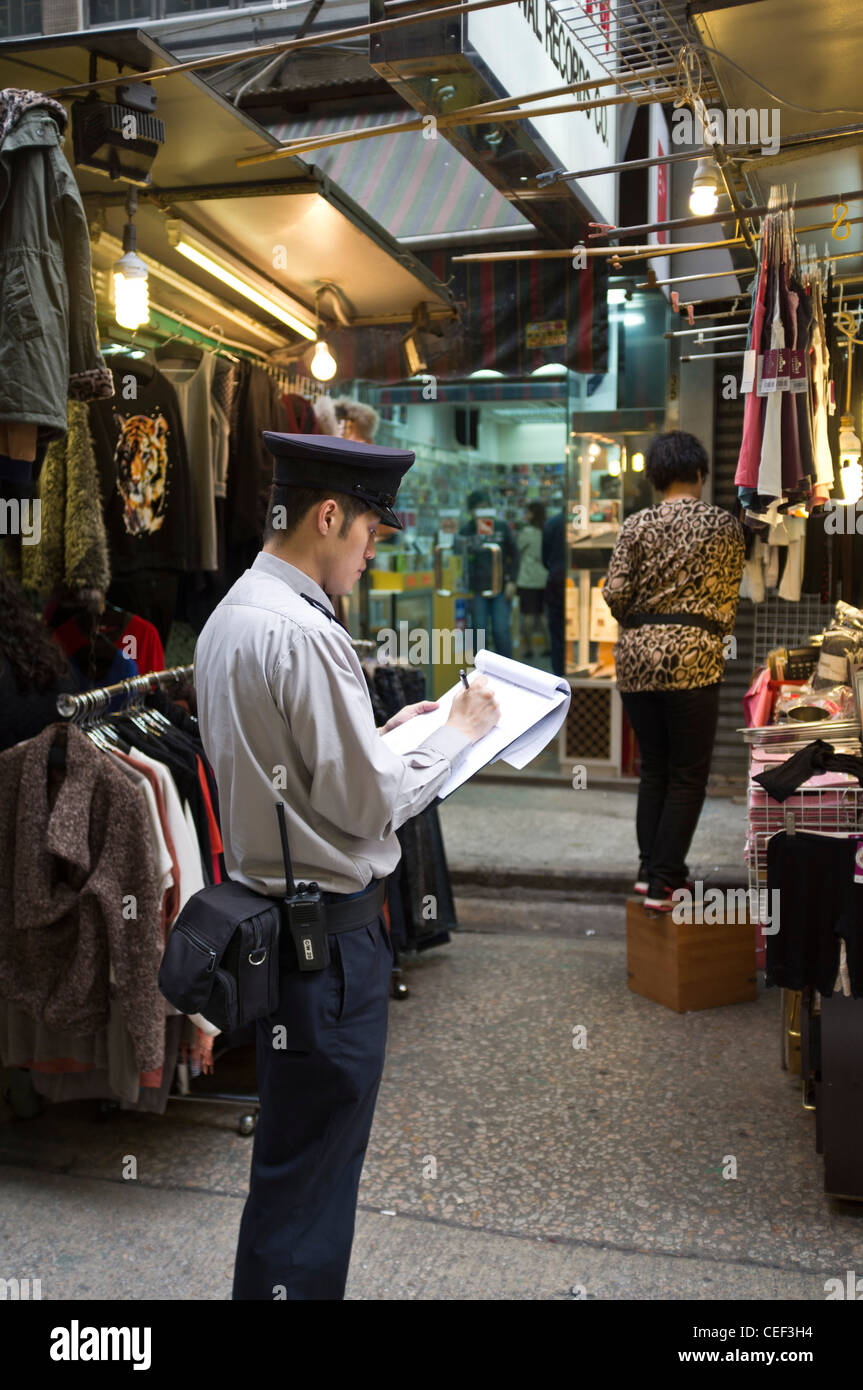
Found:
[194,433,499,1301]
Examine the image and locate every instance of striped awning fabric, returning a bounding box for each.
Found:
[265,112,529,240]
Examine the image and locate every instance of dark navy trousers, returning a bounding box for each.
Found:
[232,912,392,1300]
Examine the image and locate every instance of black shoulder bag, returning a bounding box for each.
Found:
[159,803,314,1034]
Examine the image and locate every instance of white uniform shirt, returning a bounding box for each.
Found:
[194,551,472,894]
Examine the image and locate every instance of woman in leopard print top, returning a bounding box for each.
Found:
[601,431,745,910]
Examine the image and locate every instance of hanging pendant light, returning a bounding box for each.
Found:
[689,159,720,217]
[310,339,337,382]
[113,187,149,330]
[310,285,338,381]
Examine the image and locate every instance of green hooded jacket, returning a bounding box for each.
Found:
[0,87,114,446]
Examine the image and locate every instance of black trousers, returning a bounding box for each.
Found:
[766,830,863,996]
[232,912,393,1300]
[619,682,721,889]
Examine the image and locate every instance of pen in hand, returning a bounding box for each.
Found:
[448,669,500,742]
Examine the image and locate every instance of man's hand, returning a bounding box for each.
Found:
[446,674,500,743]
[379,700,439,735]
[504,580,517,601]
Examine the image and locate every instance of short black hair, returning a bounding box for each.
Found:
[467,488,491,511]
[645,431,709,492]
[263,483,373,543]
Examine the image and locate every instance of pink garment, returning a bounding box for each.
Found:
[735,232,770,487]
[742,668,772,727]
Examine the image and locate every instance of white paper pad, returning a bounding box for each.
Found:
[382,649,571,798]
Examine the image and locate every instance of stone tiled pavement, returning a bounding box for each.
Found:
[438,781,748,889]
[1,911,858,1301]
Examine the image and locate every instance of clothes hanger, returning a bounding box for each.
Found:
[154,329,203,366]
[208,324,239,363]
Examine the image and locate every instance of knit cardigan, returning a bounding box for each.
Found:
[0,399,111,601]
[0,723,164,1072]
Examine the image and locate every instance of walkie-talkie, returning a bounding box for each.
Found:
[276,802,330,972]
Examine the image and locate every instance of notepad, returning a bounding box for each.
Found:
[382,649,571,799]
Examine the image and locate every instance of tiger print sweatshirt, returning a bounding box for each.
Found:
[89,357,197,575]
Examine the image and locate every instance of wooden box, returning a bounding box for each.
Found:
[626,897,758,1013]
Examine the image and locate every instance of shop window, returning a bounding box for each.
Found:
[88,0,152,22]
[0,0,41,36]
[164,0,232,11]
[87,0,235,20]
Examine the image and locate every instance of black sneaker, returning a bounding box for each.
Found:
[643,885,676,912]
[644,879,695,912]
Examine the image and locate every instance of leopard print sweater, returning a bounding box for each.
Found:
[602,497,745,692]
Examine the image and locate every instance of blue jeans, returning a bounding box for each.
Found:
[470,593,512,659]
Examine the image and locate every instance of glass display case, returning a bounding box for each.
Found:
[565,432,656,677]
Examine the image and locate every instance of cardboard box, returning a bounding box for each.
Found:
[626,897,757,1013]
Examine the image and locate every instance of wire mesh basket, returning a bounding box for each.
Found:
[747,782,863,924]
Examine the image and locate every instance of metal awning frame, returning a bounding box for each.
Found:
[0,26,457,344]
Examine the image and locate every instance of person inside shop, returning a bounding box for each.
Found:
[516,500,549,663]
[0,574,78,752]
[459,489,518,660]
[542,506,566,677]
[601,430,745,912]
[193,433,500,1300]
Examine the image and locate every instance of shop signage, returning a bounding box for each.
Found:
[648,105,670,293]
[466,0,617,225]
[526,319,567,348]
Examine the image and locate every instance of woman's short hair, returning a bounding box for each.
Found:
[313,396,339,435]
[332,397,380,442]
[645,431,710,491]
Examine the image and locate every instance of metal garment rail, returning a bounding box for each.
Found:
[56,664,194,721]
[56,663,260,1135]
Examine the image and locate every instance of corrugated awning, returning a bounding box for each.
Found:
[265,111,530,241]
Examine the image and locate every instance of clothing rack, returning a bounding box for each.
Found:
[56,662,261,1136]
[56,663,194,722]
[100,312,328,401]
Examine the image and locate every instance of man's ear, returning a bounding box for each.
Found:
[316,498,339,535]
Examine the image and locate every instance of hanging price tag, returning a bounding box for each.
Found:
[740,349,757,393]
[776,348,790,392]
[759,349,778,393]
[789,349,808,394]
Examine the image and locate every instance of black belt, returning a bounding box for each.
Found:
[320,878,386,930]
[623,611,724,638]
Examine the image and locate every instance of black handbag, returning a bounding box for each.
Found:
[158,806,291,1034]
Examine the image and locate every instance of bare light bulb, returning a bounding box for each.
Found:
[689,159,720,217]
[311,339,337,382]
[113,252,149,330]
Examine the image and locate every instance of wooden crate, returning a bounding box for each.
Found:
[626,897,758,1013]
